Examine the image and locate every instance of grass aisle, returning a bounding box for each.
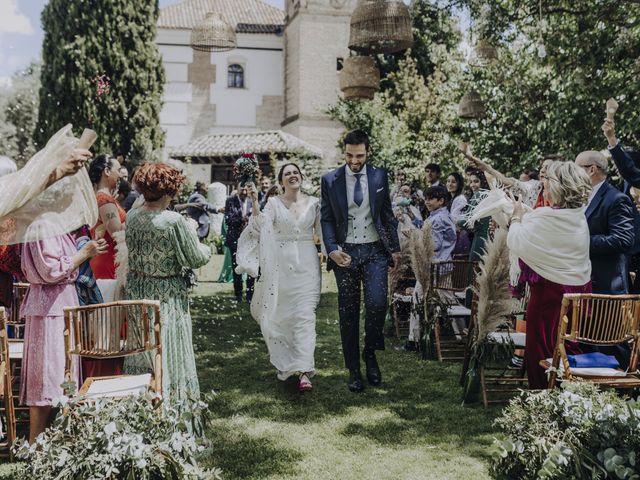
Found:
[192,288,500,480]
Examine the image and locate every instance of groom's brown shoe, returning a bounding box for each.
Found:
[348,369,364,392]
[363,351,381,386]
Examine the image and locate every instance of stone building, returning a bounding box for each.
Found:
[156,0,356,184]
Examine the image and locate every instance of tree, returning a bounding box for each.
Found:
[37,0,165,165]
[455,0,640,174]
[0,63,41,167]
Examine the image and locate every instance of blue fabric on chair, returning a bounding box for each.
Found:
[567,352,620,369]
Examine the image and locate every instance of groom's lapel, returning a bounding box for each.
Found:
[367,164,377,219]
[334,166,348,221]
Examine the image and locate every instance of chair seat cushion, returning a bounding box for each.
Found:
[8,341,23,360]
[82,373,152,399]
[446,305,471,316]
[487,331,526,348]
[567,352,619,369]
[542,359,628,377]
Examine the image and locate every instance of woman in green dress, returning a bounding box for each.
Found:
[462,170,491,263]
[124,163,211,403]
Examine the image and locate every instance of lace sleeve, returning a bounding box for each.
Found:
[236,199,276,277]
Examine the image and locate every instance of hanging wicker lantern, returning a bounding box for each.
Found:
[458,90,486,119]
[472,39,499,67]
[349,0,414,55]
[190,12,236,52]
[340,56,380,100]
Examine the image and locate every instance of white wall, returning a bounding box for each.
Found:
[156,28,284,149]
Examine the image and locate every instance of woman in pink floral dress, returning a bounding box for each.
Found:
[20,228,106,443]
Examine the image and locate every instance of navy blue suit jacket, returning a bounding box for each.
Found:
[320,164,400,271]
[223,196,252,250]
[586,181,635,294]
[609,143,640,254]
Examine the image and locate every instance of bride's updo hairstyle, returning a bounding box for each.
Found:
[277,162,304,185]
[88,154,115,185]
[545,160,592,209]
[134,163,186,202]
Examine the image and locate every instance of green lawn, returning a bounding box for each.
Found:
[192,283,500,480]
[0,274,501,479]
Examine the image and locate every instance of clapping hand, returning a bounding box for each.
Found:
[246,182,259,202]
[508,191,525,223]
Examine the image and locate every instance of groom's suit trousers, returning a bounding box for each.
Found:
[333,241,388,370]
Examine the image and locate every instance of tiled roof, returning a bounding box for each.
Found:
[158,0,285,30]
[169,130,323,159]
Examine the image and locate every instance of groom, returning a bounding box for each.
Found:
[321,130,400,392]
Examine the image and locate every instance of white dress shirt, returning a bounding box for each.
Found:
[587,180,605,209]
[345,164,380,244]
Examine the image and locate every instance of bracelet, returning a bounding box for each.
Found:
[510,216,522,224]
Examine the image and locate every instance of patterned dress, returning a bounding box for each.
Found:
[123,208,211,402]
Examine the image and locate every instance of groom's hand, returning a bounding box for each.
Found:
[329,250,351,268]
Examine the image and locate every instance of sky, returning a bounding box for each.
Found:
[0,0,285,85]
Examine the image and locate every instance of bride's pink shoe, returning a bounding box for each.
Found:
[298,373,312,392]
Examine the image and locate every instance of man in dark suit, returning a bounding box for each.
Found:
[321,130,401,392]
[224,184,254,303]
[575,151,635,294]
[184,182,222,242]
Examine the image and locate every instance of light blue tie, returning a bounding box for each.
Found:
[354,174,363,207]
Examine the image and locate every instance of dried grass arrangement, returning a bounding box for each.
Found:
[463,228,515,401]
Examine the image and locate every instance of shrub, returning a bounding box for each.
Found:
[13,391,221,480]
[491,382,640,479]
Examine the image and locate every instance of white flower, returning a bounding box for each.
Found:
[103,422,117,437]
[53,395,69,408]
[537,43,547,59]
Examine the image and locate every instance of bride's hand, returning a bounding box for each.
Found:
[247,182,258,202]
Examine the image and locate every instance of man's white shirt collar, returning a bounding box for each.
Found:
[587,180,605,207]
[346,164,368,177]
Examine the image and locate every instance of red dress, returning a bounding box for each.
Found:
[90,192,126,279]
[85,191,126,378]
[519,263,591,389]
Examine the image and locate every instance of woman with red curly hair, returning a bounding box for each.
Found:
[123,163,211,402]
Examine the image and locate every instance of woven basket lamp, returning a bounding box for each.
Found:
[472,39,499,67]
[458,90,486,119]
[340,56,380,100]
[190,12,236,52]
[349,0,414,55]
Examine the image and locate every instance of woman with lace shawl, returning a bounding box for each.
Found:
[506,161,592,388]
[236,163,321,392]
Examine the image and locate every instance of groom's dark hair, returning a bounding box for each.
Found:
[343,130,370,150]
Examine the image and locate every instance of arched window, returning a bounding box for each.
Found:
[227,64,244,88]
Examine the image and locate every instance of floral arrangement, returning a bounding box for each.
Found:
[492,382,640,480]
[232,153,260,186]
[13,389,221,480]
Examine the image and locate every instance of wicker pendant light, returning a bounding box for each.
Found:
[458,90,486,119]
[190,12,236,52]
[340,56,380,100]
[349,0,414,55]
[472,39,499,67]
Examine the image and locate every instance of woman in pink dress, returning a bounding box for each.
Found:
[20,227,106,443]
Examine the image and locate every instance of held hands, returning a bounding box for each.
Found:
[82,239,108,259]
[329,250,352,268]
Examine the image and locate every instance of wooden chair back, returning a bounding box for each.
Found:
[549,293,640,388]
[0,308,16,455]
[431,260,476,293]
[7,283,28,328]
[64,300,162,396]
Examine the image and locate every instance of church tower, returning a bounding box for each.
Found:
[282,0,357,166]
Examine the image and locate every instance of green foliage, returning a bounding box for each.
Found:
[328,4,465,186]
[0,64,41,167]
[14,391,220,479]
[492,382,640,479]
[457,0,640,174]
[37,0,165,165]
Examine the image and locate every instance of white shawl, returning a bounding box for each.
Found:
[507,206,591,286]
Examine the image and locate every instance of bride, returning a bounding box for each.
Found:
[236,163,321,392]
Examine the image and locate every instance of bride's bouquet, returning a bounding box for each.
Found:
[233,153,260,186]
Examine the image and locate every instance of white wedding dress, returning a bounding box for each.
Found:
[236,196,321,380]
